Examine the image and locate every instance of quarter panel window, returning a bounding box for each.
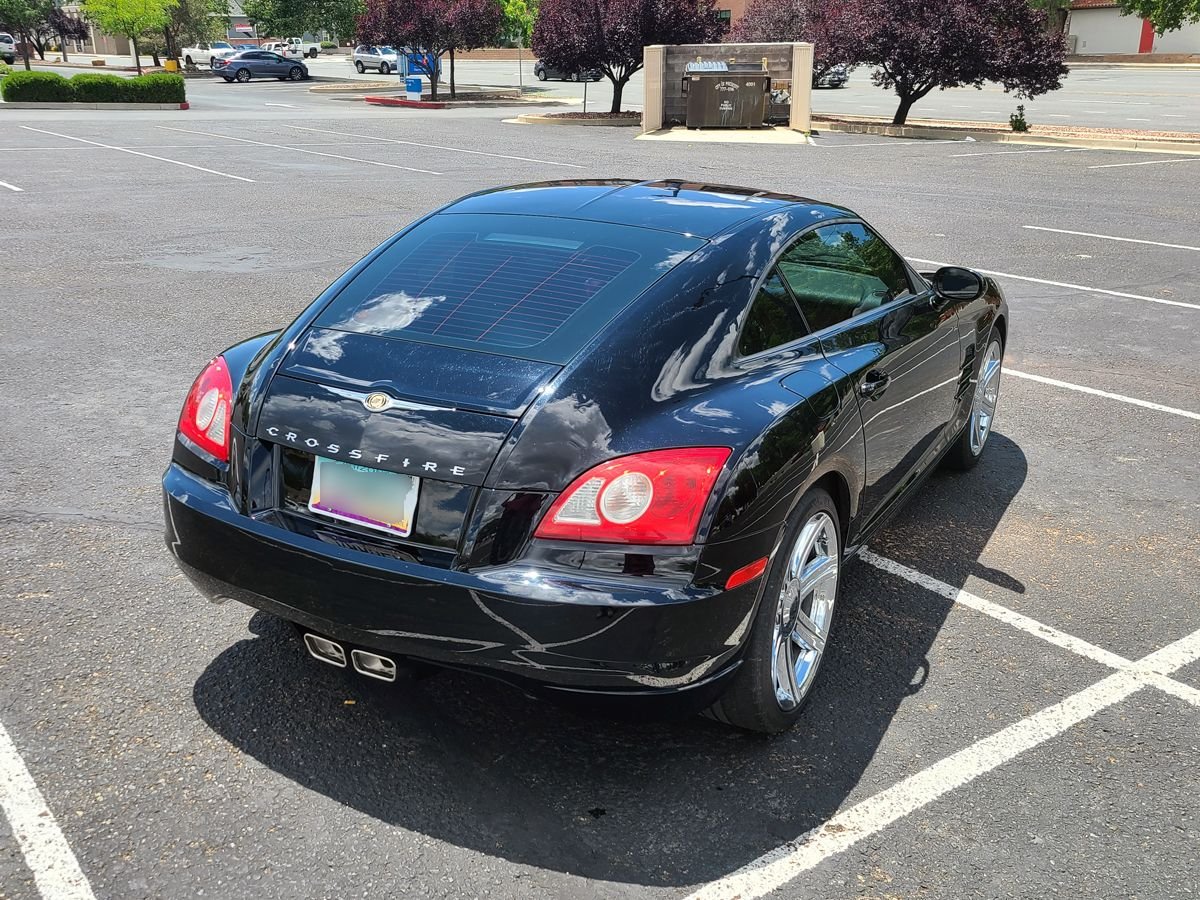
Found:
[778,223,912,333]
[738,269,809,356]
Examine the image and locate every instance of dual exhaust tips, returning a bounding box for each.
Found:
[303,632,398,682]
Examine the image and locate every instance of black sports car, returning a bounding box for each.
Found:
[164,180,1007,733]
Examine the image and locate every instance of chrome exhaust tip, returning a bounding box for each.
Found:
[350,649,398,682]
[303,632,347,668]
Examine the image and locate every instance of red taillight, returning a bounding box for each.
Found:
[178,356,233,462]
[534,447,731,545]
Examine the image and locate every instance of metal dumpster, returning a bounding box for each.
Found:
[683,60,770,129]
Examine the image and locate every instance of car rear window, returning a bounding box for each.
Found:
[315,213,705,364]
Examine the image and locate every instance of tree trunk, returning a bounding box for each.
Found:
[20,31,30,70]
[132,36,142,75]
[610,76,627,114]
[34,39,46,60]
[60,30,69,62]
[427,58,438,100]
[892,94,915,125]
[449,47,455,99]
[151,48,161,67]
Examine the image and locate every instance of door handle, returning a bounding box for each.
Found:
[859,370,891,400]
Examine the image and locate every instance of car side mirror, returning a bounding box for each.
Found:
[932,266,986,302]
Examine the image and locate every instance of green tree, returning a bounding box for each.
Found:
[83,0,178,72]
[0,0,42,69]
[243,0,362,39]
[502,0,537,46]
[1118,0,1200,31]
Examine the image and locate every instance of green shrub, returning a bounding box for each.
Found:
[71,72,127,102]
[1009,104,1029,133]
[1,71,74,102]
[320,40,337,49]
[124,73,186,103]
[0,61,11,78]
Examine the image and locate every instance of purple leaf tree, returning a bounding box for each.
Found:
[358,0,503,100]
[732,0,871,82]
[533,0,728,114]
[861,0,1069,125]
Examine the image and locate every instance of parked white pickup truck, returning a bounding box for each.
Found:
[285,38,321,58]
[182,41,237,68]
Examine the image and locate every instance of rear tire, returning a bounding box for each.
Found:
[708,487,842,734]
[235,67,251,83]
[308,48,318,58]
[355,60,365,73]
[946,332,1004,471]
[185,54,193,66]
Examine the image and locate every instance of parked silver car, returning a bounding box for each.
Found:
[0,32,16,65]
[353,45,400,75]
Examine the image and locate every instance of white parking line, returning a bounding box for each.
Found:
[0,179,24,192]
[1090,157,1200,170]
[157,126,443,175]
[1006,369,1200,421]
[19,126,255,183]
[1021,225,1200,252]
[684,568,1200,900]
[861,551,1200,706]
[0,721,97,900]
[281,124,588,168]
[951,148,1063,157]
[907,257,1200,311]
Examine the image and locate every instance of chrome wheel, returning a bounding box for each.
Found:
[771,511,839,711]
[968,339,1003,456]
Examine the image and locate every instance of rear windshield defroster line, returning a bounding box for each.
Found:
[315,214,706,364]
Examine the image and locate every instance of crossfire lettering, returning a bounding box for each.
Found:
[264,426,468,476]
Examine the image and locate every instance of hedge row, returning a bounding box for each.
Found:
[1,71,186,103]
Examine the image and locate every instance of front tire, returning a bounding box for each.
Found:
[535,68,547,81]
[380,61,390,75]
[185,54,194,66]
[288,66,303,81]
[946,333,1004,470]
[708,488,842,734]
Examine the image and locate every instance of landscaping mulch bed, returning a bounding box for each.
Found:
[539,111,641,120]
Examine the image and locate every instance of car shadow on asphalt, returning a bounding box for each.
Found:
[192,433,1026,888]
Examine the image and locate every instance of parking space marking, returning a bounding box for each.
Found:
[157,126,443,175]
[1006,370,1200,421]
[817,139,969,149]
[282,124,589,168]
[859,551,1131,669]
[0,179,24,192]
[685,575,1200,900]
[1089,157,1200,169]
[0,720,97,900]
[951,148,1066,157]
[19,126,256,183]
[908,257,1200,310]
[1021,225,1200,252]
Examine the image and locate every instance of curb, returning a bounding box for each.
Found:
[365,96,447,108]
[0,100,189,109]
[812,117,1200,154]
[515,113,641,126]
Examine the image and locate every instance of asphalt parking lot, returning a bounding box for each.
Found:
[1,101,1198,900]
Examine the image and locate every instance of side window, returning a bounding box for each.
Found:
[777,223,913,333]
[739,269,809,357]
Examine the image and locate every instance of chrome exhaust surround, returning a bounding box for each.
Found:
[303,632,347,668]
[350,649,398,682]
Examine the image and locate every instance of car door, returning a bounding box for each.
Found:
[267,52,290,75]
[776,221,962,532]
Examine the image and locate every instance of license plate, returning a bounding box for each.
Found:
[308,456,419,538]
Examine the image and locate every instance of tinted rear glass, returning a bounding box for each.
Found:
[315,213,705,364]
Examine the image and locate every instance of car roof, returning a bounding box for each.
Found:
[441,180,855,239]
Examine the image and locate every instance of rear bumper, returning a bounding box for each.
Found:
[163,464,754,699]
